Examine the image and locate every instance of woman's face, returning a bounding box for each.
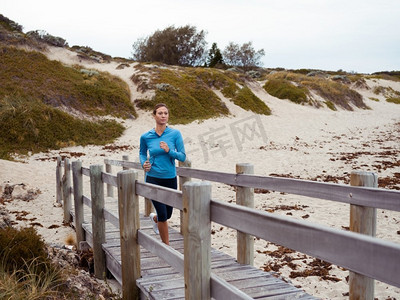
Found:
[154,106,169,125]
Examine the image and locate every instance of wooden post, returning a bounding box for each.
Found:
[105,162,114,198]
[62,158,72,223]
[122,155,129,170]
[236,163,255,266]
[118,170,141,300]
[179,160,191,234]
[72,160,85,250]
[144,175,153,217]
[90,164,106,279]
[56,156,63,204]
[349,171,378,300]
[183,181,211,300]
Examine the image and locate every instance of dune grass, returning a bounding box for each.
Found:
[264,71,367,110]
[0,47,136,119]
[386,97,400,104]
[134,65,271,123]
[263,79,308,104]
[0,96,124,160]
[0,226,121,299]
[0,46,135,159]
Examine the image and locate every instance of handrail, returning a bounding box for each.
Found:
[104,159,400,212]
[84,166,400,288]
[59,157,400,299]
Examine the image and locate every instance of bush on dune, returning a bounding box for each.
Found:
[0,96,124,160]
[0,47,136,119]
[264,71,367,110]
[133,65,271,123]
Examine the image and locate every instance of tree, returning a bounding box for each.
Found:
[223,41,265,70]
[131,25,207,66]
[207,43,224,68]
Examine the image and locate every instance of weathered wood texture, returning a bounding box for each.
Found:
[105,162,114,197]
[117,170,140,300]
[105,159,400,211]
[62,158,72,223]
[61,158,400,300]
[90,164,106,279]
[236,163,255,266]
[72,160,85,249]
[183,181,212,300]
[349,171,378,300]
[56,156,62,204]
[80,213,315,300]
[178,160,191,234]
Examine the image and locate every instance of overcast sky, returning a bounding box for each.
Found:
[2,0,400,73]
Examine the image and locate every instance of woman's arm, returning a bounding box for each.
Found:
[139,135,148,166]
[168,131,186,162]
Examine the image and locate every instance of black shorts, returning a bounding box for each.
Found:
[145,175,177,221]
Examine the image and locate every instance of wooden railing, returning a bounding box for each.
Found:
[56,156,400,300]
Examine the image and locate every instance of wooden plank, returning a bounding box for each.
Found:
[56,156,62,204]
[105,163,114,197]
[210,273,253,300]
[102,159,400,211]
[102,172,118,187]
[117,170,140,300]
[177,167,400,211]
[82,166,90,176]
[138,230,184,274]
[90,164,106,279]
[183,181,212,299]
[104,158,142,170]
[136,181,183,210]
[103,207,119,229]
[62,158,72,223]
[72,160,85,249]
[211,199,400,288]
[349,171,377,300]
[103,246,122,285]
[236,163,254,266]
[83,195,91,207]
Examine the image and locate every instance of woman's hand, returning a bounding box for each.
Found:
[160,141,169,153]
[143,160,152,172]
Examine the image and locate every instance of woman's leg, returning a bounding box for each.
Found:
[151,200,170,244]
[146,176,177,245]
[157,220,169,245]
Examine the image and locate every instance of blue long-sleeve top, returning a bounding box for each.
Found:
[139,127,186,179]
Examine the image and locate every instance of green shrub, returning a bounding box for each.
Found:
[0,47,136,119]
[325,101,337,111]
[386,97,400,104]
[0,96,124,159]
[265,71,367,110]
[369,97,380,102]
[133,67,230,124]
[264,79,308,104]
[232,86,271,115]
[0,227,51,276]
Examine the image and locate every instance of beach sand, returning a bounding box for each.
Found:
[1,47,399,299]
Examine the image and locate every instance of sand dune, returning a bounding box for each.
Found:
[1,47,399,299]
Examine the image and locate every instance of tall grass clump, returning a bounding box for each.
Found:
[264,71,367,110]
[135,67,230,124]
[0,96,124,160]
[0,257,63,300]
[0,227,50,275]
[134,65,271,122]
[232,86,271,115]
[264,79,308,104]
[0,47,136,119]
[386,97,400,104]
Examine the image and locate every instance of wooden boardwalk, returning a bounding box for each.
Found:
[75,197,316,300]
